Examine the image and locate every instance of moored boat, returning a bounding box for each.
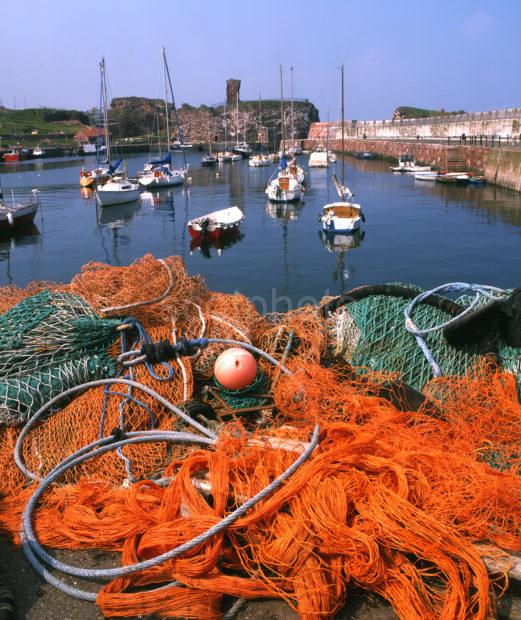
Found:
[390,154,415,172]
[32,147,45,158]
[248,154,271,167]
[0,189,40,232]
[308,146,330,168]
[3,150,20,163]
[138,48,189,187]
[415,171,438,181]
[436,172,470,185]
[201,154,218,167]
[319,65,365,236]
[266,174,302,202]
[95,176,140,207]
[188,206,244,239]
[468,175,486,185]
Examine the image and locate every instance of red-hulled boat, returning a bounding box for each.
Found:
[0,191,40,232]
[3,150,20,162]
[188,206,244,239]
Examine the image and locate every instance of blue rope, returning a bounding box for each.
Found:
[404,282,506,378]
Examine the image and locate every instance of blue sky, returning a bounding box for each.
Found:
[2,0,520,120]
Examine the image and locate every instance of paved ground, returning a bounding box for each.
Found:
[1,537,520,619]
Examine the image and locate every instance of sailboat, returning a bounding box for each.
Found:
[80,58,113,188]
[233,92,252,158]
[217,100,240,162]
[201,131,217,167]
[266,66,303,203]
[249,95,271,167]
[320,64,365,234]
[138,48,189,188]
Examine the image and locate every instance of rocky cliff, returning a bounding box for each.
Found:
[109,96,319,145]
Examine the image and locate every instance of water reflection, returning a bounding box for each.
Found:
[96,201,141,227]
[319,229,365,293]
[189,229,244,258]
[320,229,365,252]
[265,202,303,221]
[0,224,41,284]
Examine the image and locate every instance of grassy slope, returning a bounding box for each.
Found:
[0,107,89,136]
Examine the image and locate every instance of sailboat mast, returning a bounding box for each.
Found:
[162,48,171,153]
[236,91,240,146]
[290,66,295,146]
[96,62,103,167]
[279,65,285,155]
[162,46,187,169]
[100,58,111,165]
[224,101,228,148]
[341,63,345,186]
[258,94,263,152]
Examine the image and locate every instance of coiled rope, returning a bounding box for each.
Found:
[404,283,506,377]
[16,338,318,603]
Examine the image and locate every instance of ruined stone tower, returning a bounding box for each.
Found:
[226,79,241,105]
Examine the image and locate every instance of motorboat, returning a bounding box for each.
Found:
[266,174,302,202]
[436,172,470,185]
[415,171,438,181]
[3,150,19,162]
[188,206,244,239]
[308,146,330,168]
[95,176,140,206]
[201,154,218,167]
[390,154,415,172]
[248,154,271,167]
[320,202,364,234]
[233,142,252,158]
[82,143,97,155]
[468,175,486,185]
[0,189,40,232]
[32,147,45,158]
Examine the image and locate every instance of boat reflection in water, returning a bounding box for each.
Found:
[320,229,365,292]
[80,187,95,201]
[139,188,175,208]
[0,224,41,283]
[96,199,141,227]
[189,229,244,258]
[265,202,302,221]
[320,228,365,252]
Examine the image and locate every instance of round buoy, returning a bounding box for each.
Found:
[214,348,258,390]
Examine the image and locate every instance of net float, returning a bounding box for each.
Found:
[214,348,258,390]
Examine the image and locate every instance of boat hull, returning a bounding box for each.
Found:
[0,201,39,232]
[3,153,19,162]
[266,188,302,202]
[138,174,184,188]
[321,217,361,234]
[95,188,141,207]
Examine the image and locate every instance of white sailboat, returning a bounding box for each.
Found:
[266,66,303,203]
[320,64,364,234]
[138,48,189,188]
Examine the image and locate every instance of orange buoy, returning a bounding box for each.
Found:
[214,348,258,390]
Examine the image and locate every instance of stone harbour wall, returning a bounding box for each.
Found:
[308,108,521,141]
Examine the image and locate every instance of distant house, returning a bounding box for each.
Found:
[74,127,108,143]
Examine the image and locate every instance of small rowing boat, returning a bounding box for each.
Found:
[188,206,244,239]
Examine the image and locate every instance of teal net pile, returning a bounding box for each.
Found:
[331,289,521,392]
[0,290,120,426]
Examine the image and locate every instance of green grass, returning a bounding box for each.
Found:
[0,107,89,136]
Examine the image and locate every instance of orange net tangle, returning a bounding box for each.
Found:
[0,254,520,620]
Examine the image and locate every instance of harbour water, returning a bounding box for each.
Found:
[1,151,521,311]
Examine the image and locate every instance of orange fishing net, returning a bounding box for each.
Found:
[1,254,520,619]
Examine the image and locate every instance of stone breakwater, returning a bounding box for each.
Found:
[308,108,521,141]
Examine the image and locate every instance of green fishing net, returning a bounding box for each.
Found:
[331,289,521,392]
[0,290,120,426]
